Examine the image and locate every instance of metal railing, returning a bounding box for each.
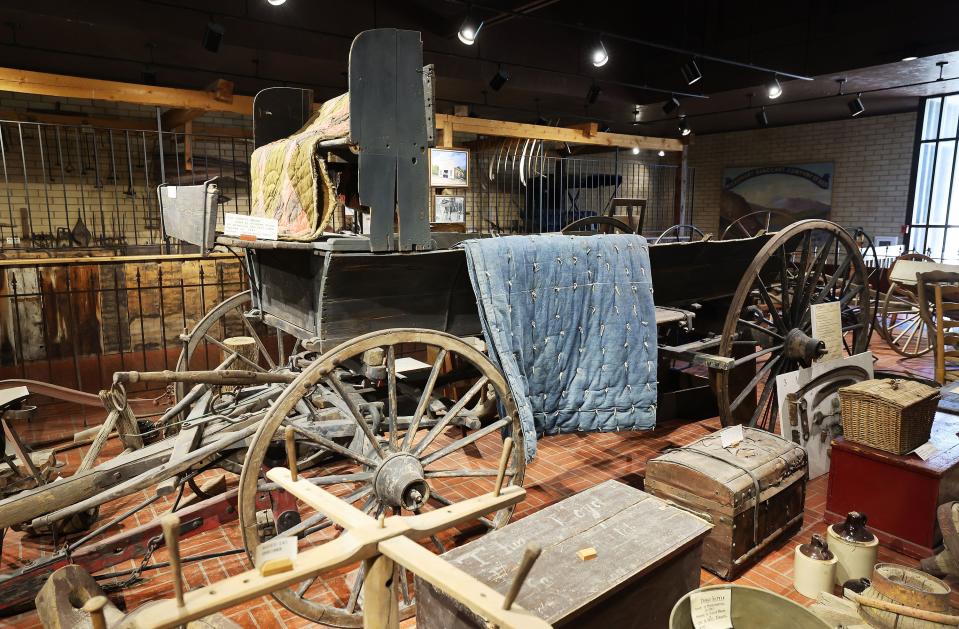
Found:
[0,119,252,251]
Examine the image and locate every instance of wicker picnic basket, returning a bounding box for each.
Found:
[838,378,940,455]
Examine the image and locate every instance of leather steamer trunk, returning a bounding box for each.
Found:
[645,427,808,580]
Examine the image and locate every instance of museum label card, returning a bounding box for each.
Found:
[254,536,298,576]
[810,301,842,362]
[720,424,744,448]
[690,589,733,629]
[912,442,938,461]
[224,212,279,241]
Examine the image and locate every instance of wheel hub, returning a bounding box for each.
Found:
[373,452,430,510]
[784,328,826,367]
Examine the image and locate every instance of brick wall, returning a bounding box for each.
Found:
[687,112,918,239]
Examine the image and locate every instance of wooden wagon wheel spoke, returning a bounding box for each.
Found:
[791,234,836,324]
[290,424,379,469]
[237,328,525,627]
[241,316,277,369]
[420,418,510,466]
[428,490,496,529]
[737,317,785,341]
[756,277,788,334]
[730,356,781,412]
[201,334,266,372]
[401,349,447,450]
[732,344,784,368]
[412,376,489,456]
[385,346,399,449]
[326,375,387,460]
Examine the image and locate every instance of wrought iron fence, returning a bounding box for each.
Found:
[0,254,245,395]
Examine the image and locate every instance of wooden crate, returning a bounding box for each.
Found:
[415,480,712,629]
[645,427,807,580]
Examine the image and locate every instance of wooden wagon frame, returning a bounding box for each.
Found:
[0,28,875,628]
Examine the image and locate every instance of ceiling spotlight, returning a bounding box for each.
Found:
[663,95,680,115]
[678,115,691,137]
[681,59,702,85]
[848,93,865,117]
[658,149,666,157]
[202,21,225,53]
[586,82,602,105]
[631,146,640,155]
[457,13,483,45]
[766,75,782,99]
[756,107,769,128]
[591,39,609,68]
[489,66,509,91]
[902,55,918,62]
[267,0,287,5]
[632,106,641,125]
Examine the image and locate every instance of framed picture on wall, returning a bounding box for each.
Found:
[434,195,466,223]
[429,148,469,188]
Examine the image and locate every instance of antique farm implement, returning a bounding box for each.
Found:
[38,438,550,629]
[0,27,874,626]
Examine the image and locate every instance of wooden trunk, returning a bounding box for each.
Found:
[415,480,712,629]
[645,427,807,580]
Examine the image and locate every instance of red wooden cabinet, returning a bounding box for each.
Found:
[826,412,959,558]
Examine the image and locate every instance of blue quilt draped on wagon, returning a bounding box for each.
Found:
[461,233,658,461]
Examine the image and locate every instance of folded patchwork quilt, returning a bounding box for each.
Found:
[462,233,658,462]
[248,93,350,240]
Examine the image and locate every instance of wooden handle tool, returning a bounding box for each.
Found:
[503,544,541,610]
[160,513,185,607]
[82,595,109,629]
[285,425,298,481]
[494,437,514,497]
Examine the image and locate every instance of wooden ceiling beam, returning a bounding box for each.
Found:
[436,114,683,152]
[0,108,251,138]
[161,107,205,130]
[0,67,253,114]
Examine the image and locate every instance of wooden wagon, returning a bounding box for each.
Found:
[0,28,874,627]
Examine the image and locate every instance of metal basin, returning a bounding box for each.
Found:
[670,585,831,629]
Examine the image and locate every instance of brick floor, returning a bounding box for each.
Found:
[0,338,949,628]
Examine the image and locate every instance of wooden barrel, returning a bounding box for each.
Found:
[670,585,831,629]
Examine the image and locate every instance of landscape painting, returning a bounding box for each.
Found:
[720,163,833,237]
[429,148,469,188]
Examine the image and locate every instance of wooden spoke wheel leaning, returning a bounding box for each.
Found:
[561,215,635,235]
[878,253,935,358]
[654,224,707,244]
[237,328,525,627]
[175,290,280,402]
[714,220,872,431]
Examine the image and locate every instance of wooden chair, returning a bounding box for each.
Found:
[916,270,959,384]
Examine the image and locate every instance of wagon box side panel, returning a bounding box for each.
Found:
[318,250,480,350]
[255,249,322,337]
[648,235,773,309]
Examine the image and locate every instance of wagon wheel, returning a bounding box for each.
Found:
[720,209,790,240]
[561,215,635,234]
[175,290,279,402]
[237,328,525,627]
[654,224,706,244]
[879,253,935,357]
[850,227,882,343]
[714,220,872,431]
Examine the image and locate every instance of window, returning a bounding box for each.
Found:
[908,94,959,261]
